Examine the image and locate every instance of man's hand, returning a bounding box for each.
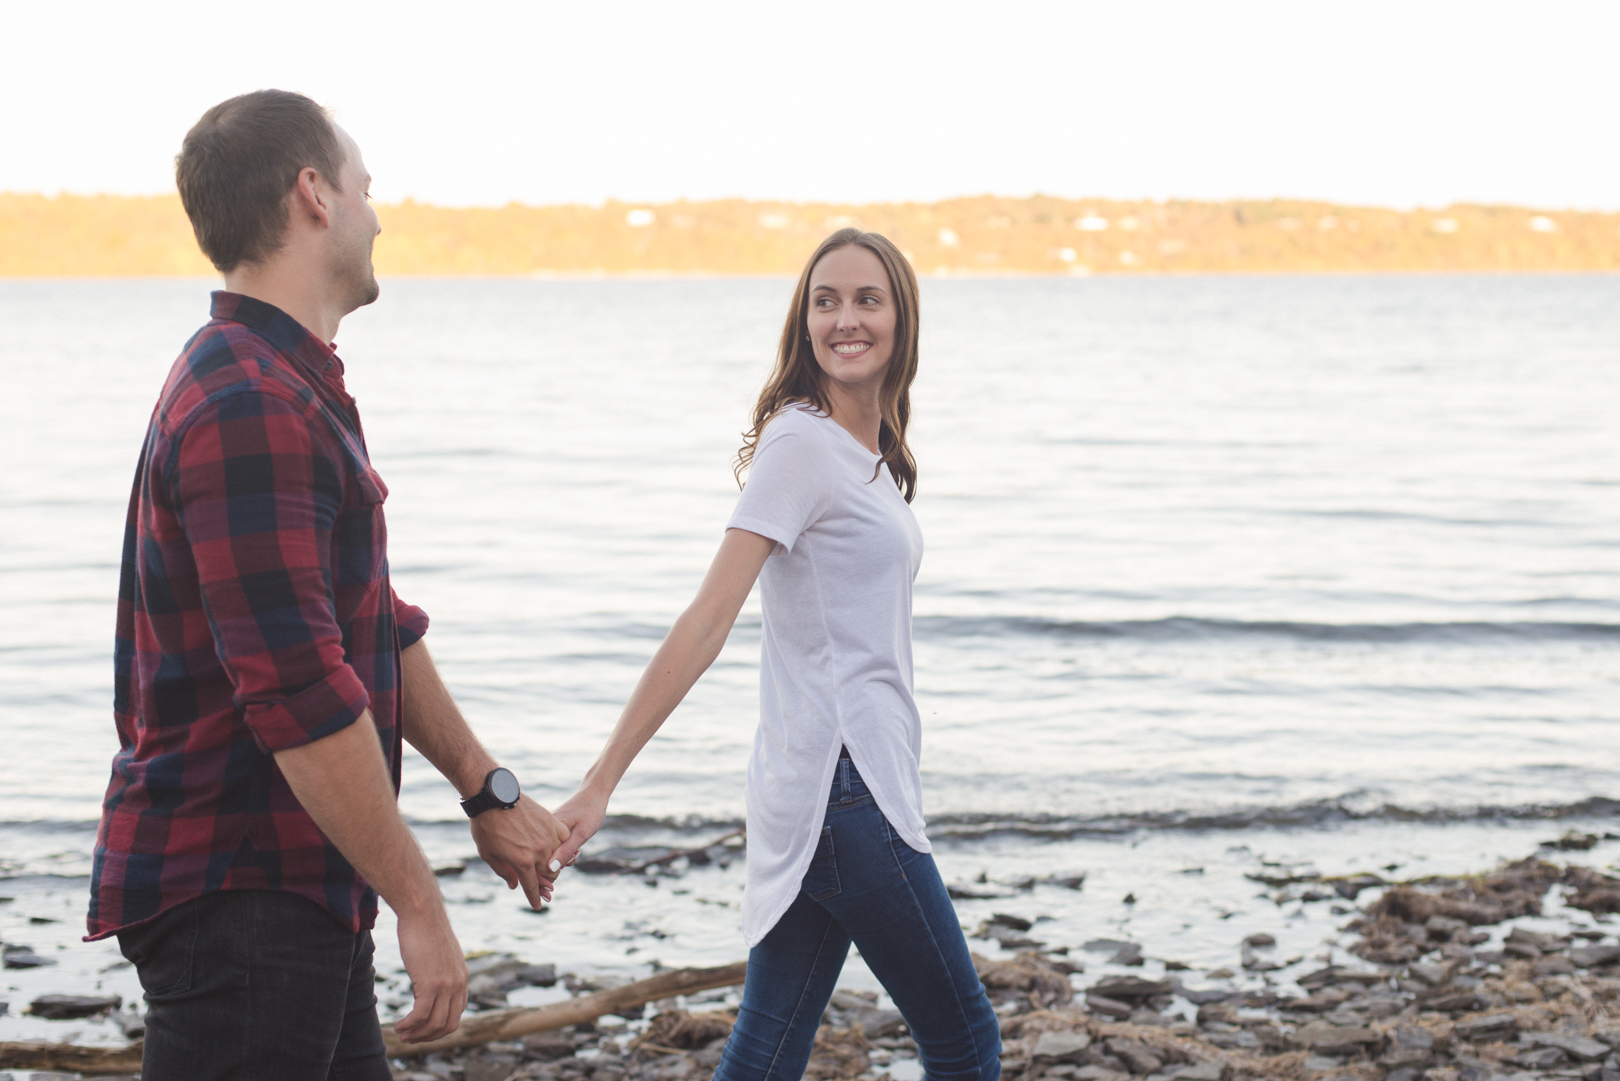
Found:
[392,904,468,1044]
[470,795,570,909]
[551,789,609,870]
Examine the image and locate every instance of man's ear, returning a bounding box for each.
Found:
[291,166,333,230]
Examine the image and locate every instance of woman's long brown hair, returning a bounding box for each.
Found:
[734,228,921,502]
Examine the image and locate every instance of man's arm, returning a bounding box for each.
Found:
[274,715,466,1043]
[170,391,467,1041]
[400,640,569,908]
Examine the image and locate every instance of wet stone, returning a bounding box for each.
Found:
[1086,994,1135,1020]
[1032,1031,1093,1062]
[1456,1013,1520,1042]
[1525,1034,1613,1062]
[2,943,55,969]
[27,993,122,1019]
[1510,1047,1569,1069]
[1573,946,1620,968]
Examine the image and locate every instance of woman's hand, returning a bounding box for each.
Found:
[551,789,610,869]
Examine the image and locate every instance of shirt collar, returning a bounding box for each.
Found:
[209,291,347,382]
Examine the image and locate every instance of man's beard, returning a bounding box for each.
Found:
[331,221,380,312]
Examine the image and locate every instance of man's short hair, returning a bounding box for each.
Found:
[175,90,346,273]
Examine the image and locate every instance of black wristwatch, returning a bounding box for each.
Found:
[461,767,522,818]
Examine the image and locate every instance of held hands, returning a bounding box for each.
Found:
[470,795,571,908]
[551,788,610,871]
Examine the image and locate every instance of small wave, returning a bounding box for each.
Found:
[924,795,1620,840]
[912,615,1620,645]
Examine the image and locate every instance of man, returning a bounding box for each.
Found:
[86,89,569,1079]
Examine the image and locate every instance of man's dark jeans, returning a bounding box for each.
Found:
[117,889,391,1081]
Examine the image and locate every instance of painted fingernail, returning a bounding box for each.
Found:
[549,859,562,872]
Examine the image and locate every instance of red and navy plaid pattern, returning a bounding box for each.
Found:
[88,292,429,941]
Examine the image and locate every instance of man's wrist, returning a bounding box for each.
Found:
[453,755,500,799]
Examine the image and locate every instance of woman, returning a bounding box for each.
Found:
[552,229,1001,1080]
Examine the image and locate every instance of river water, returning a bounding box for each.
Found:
[0,274,1616,1050]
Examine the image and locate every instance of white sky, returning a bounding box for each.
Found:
[4,0,1616,210]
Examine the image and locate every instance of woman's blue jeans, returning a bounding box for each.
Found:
[714,757,1001,1081]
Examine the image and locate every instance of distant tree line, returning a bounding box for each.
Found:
[2,193,1615,277]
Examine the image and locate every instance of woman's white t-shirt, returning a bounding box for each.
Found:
[726,403,928,946]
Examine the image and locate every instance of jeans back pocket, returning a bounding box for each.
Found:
[803,827,842,901]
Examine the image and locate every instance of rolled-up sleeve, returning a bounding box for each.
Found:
[393,588,430,650]
[170,389,370,753]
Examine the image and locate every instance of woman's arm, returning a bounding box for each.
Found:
[551,527,776,865]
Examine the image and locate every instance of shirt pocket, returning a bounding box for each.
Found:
[802,826,841,901]
[353,466,388,506]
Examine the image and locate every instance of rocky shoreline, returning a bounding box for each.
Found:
[9,842,1620,1081]
[374,840,1620,1081]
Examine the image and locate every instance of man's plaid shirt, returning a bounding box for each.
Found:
[88,292,429,940]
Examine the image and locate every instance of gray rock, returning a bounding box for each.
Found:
[1086,994,1135,1020]
[109,1009,146,1038]
[1525,1033,1612,1062]
[518,963,558,987]
[1427,915,1471,941]
[464,1054,520,1081]
[1310,1028,1382,1057]
[1240,944,1281,972]
[1,943,55,969]
[1573,946,1620,968]
[525,1034,580,1059]
[1090,976,1172,1003]
[1172,1062,1224,1081]
[27,994,122,1019]
[1105,1038,1163,1075]
[1506,927,1564,952]
[1421,986,1483,1013]
[1455,1055,1496,1081]
[981,924,1046,950]
[1385,1068,1423,1081]
[1509,1046,1568,1069]
[1180,988,1235,1006]
[1083,939,1144,966]
[1534,955,1576,977]
[853,1007,906,1038]
[991,913,1034,932]
[1408,962,1453,986]
[1455,1014,1519,1042]
[1303,1056,1344,1071]
[1204,1031,1259,1051]
[1381,1050,1433,1071]
[1033,1031,1093,1062]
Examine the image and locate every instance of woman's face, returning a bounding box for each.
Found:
[806,245,896,392]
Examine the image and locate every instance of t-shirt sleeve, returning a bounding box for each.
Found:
[726,414,835,554]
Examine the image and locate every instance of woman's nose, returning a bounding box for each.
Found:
[836,304,859,330]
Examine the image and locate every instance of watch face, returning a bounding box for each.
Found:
[489,768,521,805]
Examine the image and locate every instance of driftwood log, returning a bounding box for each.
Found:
[0,1038,144,1074]
[384,959,747,1057]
